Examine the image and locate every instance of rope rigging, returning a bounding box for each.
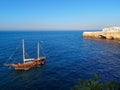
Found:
[39,41,46,57]
[4,40,47,64]
[4,42,21,64]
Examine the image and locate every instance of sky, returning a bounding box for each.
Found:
[0,0,120,30]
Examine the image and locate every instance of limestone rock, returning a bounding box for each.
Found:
[83,26,120,40]
[106,36,114,40]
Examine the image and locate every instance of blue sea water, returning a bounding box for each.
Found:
[0,30,120,90]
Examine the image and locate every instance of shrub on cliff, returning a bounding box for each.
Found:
[71,74,120,90]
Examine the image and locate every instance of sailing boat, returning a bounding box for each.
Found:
[4,40,46,70]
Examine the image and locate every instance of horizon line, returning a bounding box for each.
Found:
[0,29,102,31]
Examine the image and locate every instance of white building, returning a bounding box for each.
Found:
[103,26,120,32]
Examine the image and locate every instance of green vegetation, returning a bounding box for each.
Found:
[72,74,120,90]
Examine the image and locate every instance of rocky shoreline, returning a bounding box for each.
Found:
[83,26,120,40]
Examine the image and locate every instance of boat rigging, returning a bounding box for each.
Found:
[4,40,46,70]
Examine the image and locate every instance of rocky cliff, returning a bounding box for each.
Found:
[83,26,120,40]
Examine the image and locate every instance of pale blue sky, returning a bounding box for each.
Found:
[0,0,120,30]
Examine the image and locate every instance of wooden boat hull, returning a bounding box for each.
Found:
[5,57,46,70]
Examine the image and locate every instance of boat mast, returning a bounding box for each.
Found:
[37,42,40,59]
[22,39,25,63]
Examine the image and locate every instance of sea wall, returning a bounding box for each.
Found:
[83,26,120,40]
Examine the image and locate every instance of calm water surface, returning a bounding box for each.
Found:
[0,31,120,90]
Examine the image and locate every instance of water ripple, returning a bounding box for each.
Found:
[0,31,120,90]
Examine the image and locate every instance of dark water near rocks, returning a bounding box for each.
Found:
[0,31,120,90]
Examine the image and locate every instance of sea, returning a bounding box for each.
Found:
[0,30,120,90]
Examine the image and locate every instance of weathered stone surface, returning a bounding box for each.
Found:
[106,36,114,40]
[98,35,106,39]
